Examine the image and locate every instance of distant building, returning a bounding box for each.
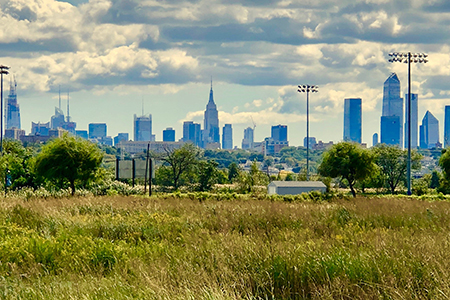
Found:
[303,137,317,148]
[222,124,233,149]
[420,111,439,149]
[404,93,418,148]
[445,106,450,148]
[51,108,65,130]
[203,82,220,147]
[268,181,327,195]
[242,127,254,149]
[89,123,107,139]
[31,122,50,136]
[381,116,400,145]
[381,73,403,147]
[183,121,201,146]
[118,141,185,154]
[343,98,362,143]
[271,125,288,142]
[76,130,88,140]
[134,114,152,141]
[313,141,333,150]
[114,133,129,146]
[264,137,289,156]
[372,133,379,147]
[5,127,25,140]
[6,78,20,130]
[163,128,175,142]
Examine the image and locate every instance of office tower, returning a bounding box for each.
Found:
[31,122,50,136]
[89,123,107,139]
[114,133,129,146]
[445,106,450,148]
[242,127,254,149]
[5,127,24,140]
[134,114,152,141]
[51,108,65,129]
[381,116,400,145]
[381,73,403,146]
[303,137,317,148]
[372,133,378,147]
[271,125,288,142]
[75,130,88,140]
[163,127,175,142]
[419,111,439,149]
[404,93,418,148]
[222,124,233,149]
[203,82,220,146]
[183,121,201,146]
[343,98,362,143]
[5,77,20,130]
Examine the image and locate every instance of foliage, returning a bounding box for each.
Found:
[372,144,422,193]
[285,173,295,181]
[430,170,441,189]
[196,160,219,191]
[318,142,376,197]
[236,161,269,193]
[227,162,240,183]
[34,134,103,195]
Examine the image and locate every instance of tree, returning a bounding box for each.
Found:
[227,162,240,183]
[160,143,200,190]
[35,133,103,195]
[318,142,376,197]
[372,144,422,194]
[196,160,219,191]
[236,161,269,193]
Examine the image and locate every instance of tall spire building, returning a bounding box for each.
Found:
[203,81,220,148]
[5,77,21,130]
[381,73,403,146]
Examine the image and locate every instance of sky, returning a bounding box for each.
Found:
[1,0,450,147]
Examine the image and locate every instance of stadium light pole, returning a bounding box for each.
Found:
[0,65,9,155]
[388,52,428,195]
[297,85,318,181]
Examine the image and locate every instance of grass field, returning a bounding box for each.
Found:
[0,194,450,299]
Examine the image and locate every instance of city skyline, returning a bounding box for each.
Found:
[1,0,450,147]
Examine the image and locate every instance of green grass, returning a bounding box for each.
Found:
[0,195,450,299]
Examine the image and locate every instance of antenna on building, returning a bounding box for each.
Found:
[211,76,213,90]
[66,89,70,122]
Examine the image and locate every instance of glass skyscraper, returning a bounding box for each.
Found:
[420,111,439,149]
[404,93,418,149]
[183,121,201,147]
[6,78,20,130]
[242,127,254,149]
[222,124,233,149]
[381,73,403,146]
[203,83,220,147]
[343,98,362,143]
[271,125,288,142]
[134,114,152,141]
[163,127,176,142]
[445,106,450,148]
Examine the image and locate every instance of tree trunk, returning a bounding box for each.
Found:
[348,181,356,197]
[70,180,75,196]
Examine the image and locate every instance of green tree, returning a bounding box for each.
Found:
[227,162,240,183]
[236,161,268,193]
[196,160,219,191]
[372,144,422,194]
[318,142,376,197]
[430,170,441,189]
[160,144,200,190]
[35,133,103,195]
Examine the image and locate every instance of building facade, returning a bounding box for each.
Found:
[420,111,439,149]
[134,114,152,141]
[6,78,20,130]
[183,121,201,147]
[271,125,288,142]
[343,98,362,143]
[445,106,450,148]
[114,133,129,146]
[163,127,176,142]
[89,123,107,139]
[242,127,254,149]
[222,124,233,149]
[404,93,418,148]
[203,83,220,147]
[303,137,317,148]
[372,133,379,147]
[381,73,403,147]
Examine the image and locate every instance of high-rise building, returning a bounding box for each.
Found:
[76,130,88,140]
[303,137,317,148]
[163,128,175,142]
[419,111,439,149]
[404,93,418,149]
[5,78,20,130]
[203,82,220,147]
[372,133,379,147]
[271,125,288,142]
[343,98,362,143]
[183,121,201,146]
[31,122,50,136]
[381,116,401,145]
[114,133,129,146]
[242,127,254,149]
[222,124,233,149]
[445,106,450,148]
[89,123,107,139]
[51,108,65,129]
[381,73,403,147]
[134,114,152,141]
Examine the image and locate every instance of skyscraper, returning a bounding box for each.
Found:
[114,133,129,146]
[89,123,107,139]
[419,111,439,149]
[183,121,201,146]
[343,98,362,143]
[445,106,450,148]
[222,124,233,149]
[51,108,65,129]
[381,73,403,146]
[271,125,288,142]
[203,82,220,147]
[5,77,20,130]
[372,133,378,147]
[242,127,254,149]
[404,93,418,148]
[163,127,175,142]
[134,114,152,141]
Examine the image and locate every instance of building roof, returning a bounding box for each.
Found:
[268,181,326,188]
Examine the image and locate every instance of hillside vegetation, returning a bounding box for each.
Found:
[1,195,450,299]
